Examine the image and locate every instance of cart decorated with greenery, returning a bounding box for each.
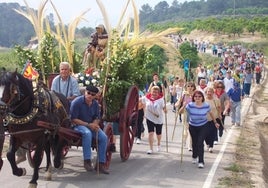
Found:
[12,0,181,169]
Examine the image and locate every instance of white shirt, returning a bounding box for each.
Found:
[141,96,165,124]
[175,85,183,100]
[223,77,234,93]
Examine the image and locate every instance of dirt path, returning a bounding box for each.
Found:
[223,66,268,187]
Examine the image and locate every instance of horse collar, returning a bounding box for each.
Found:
[4,88,42,125]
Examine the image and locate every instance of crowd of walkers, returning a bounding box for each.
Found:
[138,43,265,169]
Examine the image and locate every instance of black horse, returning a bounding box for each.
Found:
[0,70,71,188]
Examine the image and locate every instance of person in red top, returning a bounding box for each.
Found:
[255,62,262,84]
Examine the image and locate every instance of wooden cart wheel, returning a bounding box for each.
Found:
[119,86,139,161]
[27,144,44,168]
[103,123,113,169]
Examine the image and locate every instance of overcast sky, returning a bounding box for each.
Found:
[2,0,186,27]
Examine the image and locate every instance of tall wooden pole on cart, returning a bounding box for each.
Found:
[101,35,112,120]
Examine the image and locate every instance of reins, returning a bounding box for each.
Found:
[0,128,45,136]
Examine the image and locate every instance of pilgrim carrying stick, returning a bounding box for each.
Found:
[213,100,225,131]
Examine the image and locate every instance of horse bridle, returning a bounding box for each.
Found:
[0,80,24,115]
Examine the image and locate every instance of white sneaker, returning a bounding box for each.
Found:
[188,148,192,151]
[208,147,213,153]
[198,163,204,168]
[136,138,141,144]
[192,158,198,164]
[147,150,153,154]
[214,141,218,145]
[157,145,161,152]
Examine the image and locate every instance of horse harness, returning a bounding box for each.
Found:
[3,83,66,128]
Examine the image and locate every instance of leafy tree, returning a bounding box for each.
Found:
[178,42,200,69]
[247,21,258,35]
[146,45,168,77]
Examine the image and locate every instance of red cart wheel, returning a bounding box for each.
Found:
[103,123,113,169]
[119,86,139,161]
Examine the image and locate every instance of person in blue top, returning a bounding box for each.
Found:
[51,62,81,103]
[227,82,244,126]
[70,85,109,174]
[179,90,219,168]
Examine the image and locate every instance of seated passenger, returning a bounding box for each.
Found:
[51,62,81,103]
[70,85,109,174]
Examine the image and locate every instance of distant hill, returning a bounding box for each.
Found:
[0,2,34,47]
[1,0,268,47]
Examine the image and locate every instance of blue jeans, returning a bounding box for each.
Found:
[73,125,107,163]
[230,101,241,124]
[243,83,251,95]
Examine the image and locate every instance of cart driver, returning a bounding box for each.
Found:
[70,85,109,174]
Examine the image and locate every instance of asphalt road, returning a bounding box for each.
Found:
[0,98,252,188]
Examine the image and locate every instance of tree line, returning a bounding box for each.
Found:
[139,0,268,27]
[147,16,268,38]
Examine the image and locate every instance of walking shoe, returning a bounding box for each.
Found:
[192,157,198,164]
[95,162,109,174]
[236,123,240,127]
[208,147,213,153]
[192,158,198,164]
[157,145,161,152]
[84,159,93,171]
[136,138,141,144]
[147,149,153,154]
[16,155,27,164]
[188,148,192,151]
[214,141,218,145]
[198,163,204,168]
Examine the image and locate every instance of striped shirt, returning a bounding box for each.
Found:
[186,102,211,126]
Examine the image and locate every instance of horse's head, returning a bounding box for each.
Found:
[0,70,34,115]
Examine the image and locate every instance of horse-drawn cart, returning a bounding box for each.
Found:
[35,85,139,169]
[0,70,139,187]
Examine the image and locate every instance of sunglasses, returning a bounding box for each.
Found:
[87,91,97,96]
[187,85,194,87]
